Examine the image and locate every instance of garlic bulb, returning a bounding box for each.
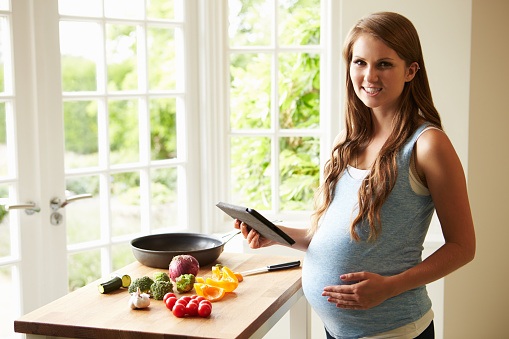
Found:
[129,287,151,309]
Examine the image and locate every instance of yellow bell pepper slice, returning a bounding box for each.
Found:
[206,266,239,292]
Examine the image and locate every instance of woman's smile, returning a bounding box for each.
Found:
[363,87,382,96]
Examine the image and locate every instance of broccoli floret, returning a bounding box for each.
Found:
[153,272,170,282]
[175,274,195,293]
[128,276,154,294]
[150,280,173,300]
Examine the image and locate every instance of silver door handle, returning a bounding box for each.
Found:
[5,201,41,215]
[50,194,93,211]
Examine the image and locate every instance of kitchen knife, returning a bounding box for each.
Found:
[240,260,301,276]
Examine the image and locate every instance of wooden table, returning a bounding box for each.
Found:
[15,252,306,339]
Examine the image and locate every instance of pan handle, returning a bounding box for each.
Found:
[221,229,241,244]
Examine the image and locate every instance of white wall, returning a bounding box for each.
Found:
[445,0,509,337]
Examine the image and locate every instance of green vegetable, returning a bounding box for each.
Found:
[151,280,173,300]
[175,274,196,293]
[98,276,122,294]
[153,272,170,282]
[113,274,132,288]
[128,276,154,294]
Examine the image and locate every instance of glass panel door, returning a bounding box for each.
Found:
[58,0,191,291]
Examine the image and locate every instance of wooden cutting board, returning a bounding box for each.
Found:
[15,252,303,339]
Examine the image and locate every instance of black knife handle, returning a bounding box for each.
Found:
[267,260,301,271]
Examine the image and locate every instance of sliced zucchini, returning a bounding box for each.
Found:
[98,276,123,294]
[114,274,132,288]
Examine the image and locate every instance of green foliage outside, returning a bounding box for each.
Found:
[230,0,321,210]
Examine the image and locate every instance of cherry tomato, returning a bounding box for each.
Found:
[190,295,198,300]
[165,297,177,310]
[173,304,186,318]
[198,303,212,318]
[163,293,176,303]
[195,296,206,303]
[180,296,192,304]
[185,301,199,316]
[175,299,188,307]
[199,299,212,308]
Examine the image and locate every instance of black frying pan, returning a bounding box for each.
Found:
[130,231,240,268]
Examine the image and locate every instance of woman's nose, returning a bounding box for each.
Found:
[364,66,378,83]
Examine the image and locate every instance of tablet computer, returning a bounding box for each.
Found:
[216,202,295,246]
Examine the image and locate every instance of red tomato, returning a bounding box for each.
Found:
[199,299,212,308]
[163,293,176,303]
[198,303,212,318]
[195,296,206,303]
[185,301,199,316]
[190,295,198,300]
[180,296,192,304]
[173,304,186,318]
[175,299,188,307]
[165,297,177,310]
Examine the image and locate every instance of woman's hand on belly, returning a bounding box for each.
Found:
[322,272,397,310]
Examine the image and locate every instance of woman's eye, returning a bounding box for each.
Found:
[352,59,366,66]
[379,62,393,68]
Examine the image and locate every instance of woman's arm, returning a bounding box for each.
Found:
[234,219,312,252]
[322,129,476,309]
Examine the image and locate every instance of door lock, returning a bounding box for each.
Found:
[49,194,93,225]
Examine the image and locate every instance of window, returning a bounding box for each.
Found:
[227,0,325,215]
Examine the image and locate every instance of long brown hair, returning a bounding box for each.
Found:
[310,12,442,241]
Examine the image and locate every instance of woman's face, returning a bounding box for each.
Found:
[349,33,417,115]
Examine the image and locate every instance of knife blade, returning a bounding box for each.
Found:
[240,260,301,276]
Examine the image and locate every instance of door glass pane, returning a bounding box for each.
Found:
[59,0,102,17]
[69,250,100,291]
[109,99,139,164]
[278,53,320,129]
[278,0,321,46]
[0,266,18,339]
[0,184,11,257]
[60,21,100,92]
[150,97,177,160]
[231,136,272,209]
[106,24,138,92]
[105,0,144,19]
[147,0,180,20]
[0,102,6,176]
[0,17,6,93]
[151,167,178,230]
[63,100,99,169]
[230,53,271,129]
[111,171,141,237]
[66,176,101,245]
[279,136,320,210]
[229,0,272,46]
[147,26,176,90]
[112,243,136,271]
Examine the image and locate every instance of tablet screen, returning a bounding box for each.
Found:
[216,202,295,246]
